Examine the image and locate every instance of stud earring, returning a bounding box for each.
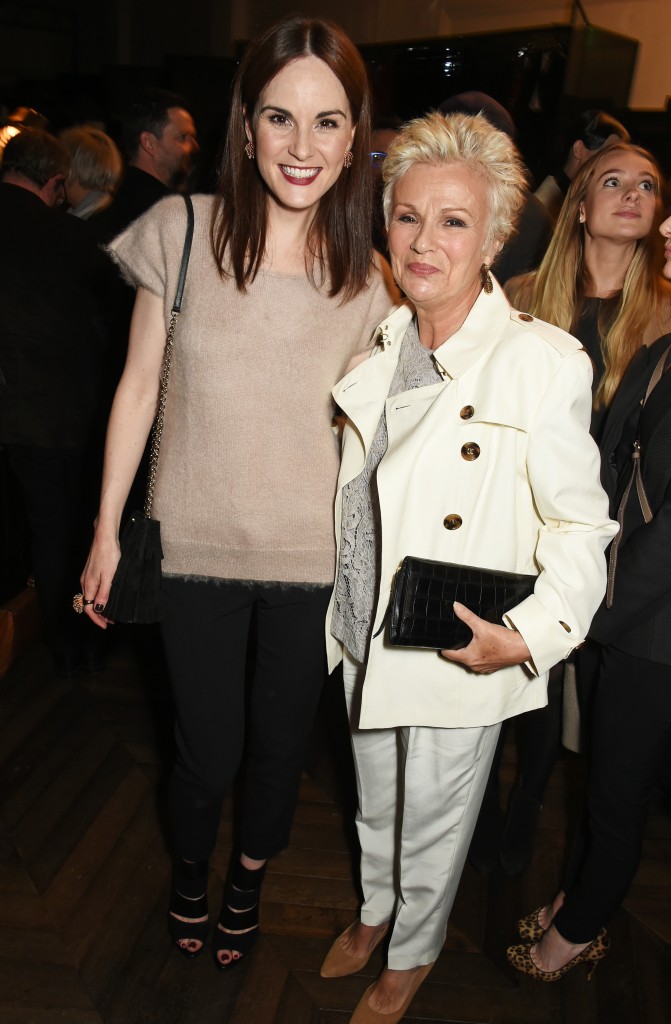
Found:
[244,140,255,160]
[343,150,353,169]
[481,263,493,294]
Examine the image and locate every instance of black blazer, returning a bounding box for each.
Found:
[0,183,116,449]
[590,334,671,664]
[93,166,168,242]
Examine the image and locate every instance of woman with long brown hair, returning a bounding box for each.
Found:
[79,15,397,968]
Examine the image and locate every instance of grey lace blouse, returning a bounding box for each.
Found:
[331,319,443,662]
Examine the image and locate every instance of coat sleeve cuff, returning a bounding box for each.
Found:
[503,594,576,677]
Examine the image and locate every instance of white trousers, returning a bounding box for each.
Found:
[343,650,501,969]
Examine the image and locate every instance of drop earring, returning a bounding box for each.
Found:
[481,263,493,294]
[343,150,353,169]
[244,140,255,160]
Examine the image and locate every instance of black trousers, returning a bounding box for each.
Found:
[554,645,671,943]
[161,577,331,862]
[471,661,563,830]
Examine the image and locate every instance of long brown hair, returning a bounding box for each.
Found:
[212,15,373,300]
[508,143,665,408]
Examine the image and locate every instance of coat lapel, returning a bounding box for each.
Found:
[333,305,413,469]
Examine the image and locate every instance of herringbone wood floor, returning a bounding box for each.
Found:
[1,634,670,1024]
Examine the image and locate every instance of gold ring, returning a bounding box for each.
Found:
[72,593,84,614]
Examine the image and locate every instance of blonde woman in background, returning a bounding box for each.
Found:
[507,141,671,441]
[60,126,123,219]
[507,211,671,983]
[468,143,671,880]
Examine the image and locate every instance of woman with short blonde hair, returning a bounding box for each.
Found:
[382,109,526,251]
[319,111,615,1023]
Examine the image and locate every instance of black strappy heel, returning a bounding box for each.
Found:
[214,860,266,970]
[168,858,209,958]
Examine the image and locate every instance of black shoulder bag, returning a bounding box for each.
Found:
[104,194,195,624]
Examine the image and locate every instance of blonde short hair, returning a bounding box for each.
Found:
[60,127,123,194]
[382,111,527,251]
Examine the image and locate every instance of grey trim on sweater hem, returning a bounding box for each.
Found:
[163,573,330,591]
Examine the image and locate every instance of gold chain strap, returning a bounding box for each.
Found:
[143,308,179,519]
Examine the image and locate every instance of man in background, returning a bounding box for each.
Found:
[0,129,115,674]
[535,109,630,223]
[95,88,198,239]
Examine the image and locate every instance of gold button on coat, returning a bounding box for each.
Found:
[461,442,480,461]
[443,514,463,530]
[460,405,474,419]
[519,313,534,322]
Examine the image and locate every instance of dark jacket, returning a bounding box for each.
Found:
[493,190,553,286]
[0,183,115,448]
[93,165,168,242]
[590,333,671,664]
[91,166,170,380]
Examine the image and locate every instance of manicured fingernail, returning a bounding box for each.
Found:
[94,603,104,612]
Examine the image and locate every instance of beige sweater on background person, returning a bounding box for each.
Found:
[108,194,398,585]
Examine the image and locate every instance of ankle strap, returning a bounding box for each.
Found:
[175,858,209,880]
[231,860,266,891]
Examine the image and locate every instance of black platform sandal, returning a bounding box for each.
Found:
[214,860,266,970]
[168,858,209,958]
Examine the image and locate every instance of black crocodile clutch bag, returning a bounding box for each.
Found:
[388,556,536,650]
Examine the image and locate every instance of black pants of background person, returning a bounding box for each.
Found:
[553,645,671,943]
[468,663,563,872]
[6,443,104,673]
[161,577,331,862]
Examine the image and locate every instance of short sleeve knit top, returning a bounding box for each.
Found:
[108,193,398,585]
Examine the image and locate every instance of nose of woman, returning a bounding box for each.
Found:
[410,224,434,254]
[288,125,314,162]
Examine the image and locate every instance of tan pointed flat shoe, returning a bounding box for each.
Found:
[350,962,434,1024]
[320,920,390,978]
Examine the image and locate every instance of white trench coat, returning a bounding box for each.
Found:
[326,281,618,730]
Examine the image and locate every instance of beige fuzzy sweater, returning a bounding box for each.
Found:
[109,194,398,584]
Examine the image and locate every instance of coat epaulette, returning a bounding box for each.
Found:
[509,308,583,359]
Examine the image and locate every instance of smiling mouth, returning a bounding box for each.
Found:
[279,165,321,183]
[407,262,439,275]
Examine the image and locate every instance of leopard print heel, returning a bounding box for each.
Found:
[507,928,609,982]
[516,906,547,942]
